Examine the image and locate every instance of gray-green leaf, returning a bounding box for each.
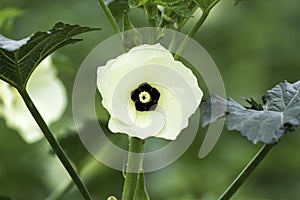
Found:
[201,81,300,144]
[0,22,100,89]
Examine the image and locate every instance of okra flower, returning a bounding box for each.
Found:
[97,44,203,140]
[0,56,67,143]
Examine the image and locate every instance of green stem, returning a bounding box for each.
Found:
[18,89,93,200]
[122,137,145,200]
[174,0,221,60]
[174,10,209,60]
[98,0,121,34]
[98,0,126,52]
[218,144,273,200]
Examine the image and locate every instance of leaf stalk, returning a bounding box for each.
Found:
[174,10,209,60]
[98,0,121,34]
[218,144,273,200]
[18,89,93,200]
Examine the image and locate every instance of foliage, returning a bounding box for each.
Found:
[0,22,100,89]
[193,0,220,12]
[0,0,300,200]
[202,81,300,144]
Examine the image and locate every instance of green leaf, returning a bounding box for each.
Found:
[202,81,300,144]
[133,172,150,200]
[0,22,100,89]
[129,0,194,17]
[193,0,220,12]
[154,0,194,17]
[108,0,130,22]
[243,97,263,110]
[159,2,196,30]
[129,0,149,7]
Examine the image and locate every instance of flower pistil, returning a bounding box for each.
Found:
[131,82,160,112]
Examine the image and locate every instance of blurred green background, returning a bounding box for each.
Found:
[0,0,300,199]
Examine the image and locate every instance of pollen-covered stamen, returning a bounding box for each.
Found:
[139,91,151,103]
[131,82,160,112]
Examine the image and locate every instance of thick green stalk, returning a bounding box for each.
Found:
[218,144,273,200]
[18,89,93,200]
[122,137,145,200]
[174,10,209,60]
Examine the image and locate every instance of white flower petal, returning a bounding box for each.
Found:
[152,84,183,140]
[0,57,67,143]
[108,90,165,139]
[145,56,203,109]
[97,44,173,113]
[0,83,13,116]
[97,44,203,140]
[126,63,200,120]
[28,58,67,123]
[1,87,44,142]
[108,110,165,139]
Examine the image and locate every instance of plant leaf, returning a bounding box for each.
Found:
[201,81,300,144]
[129,0,194,17]
[154,0,194,17]
[242,97,264,110]
[263,81,300,112]
[129,0,149,7]
[193,0,220,12]
[0,22,100,89]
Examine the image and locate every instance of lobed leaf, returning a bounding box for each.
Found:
[129,0,194,18]
[154,0,194,18]
[0,22,100,89]
[201,81,300,144]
